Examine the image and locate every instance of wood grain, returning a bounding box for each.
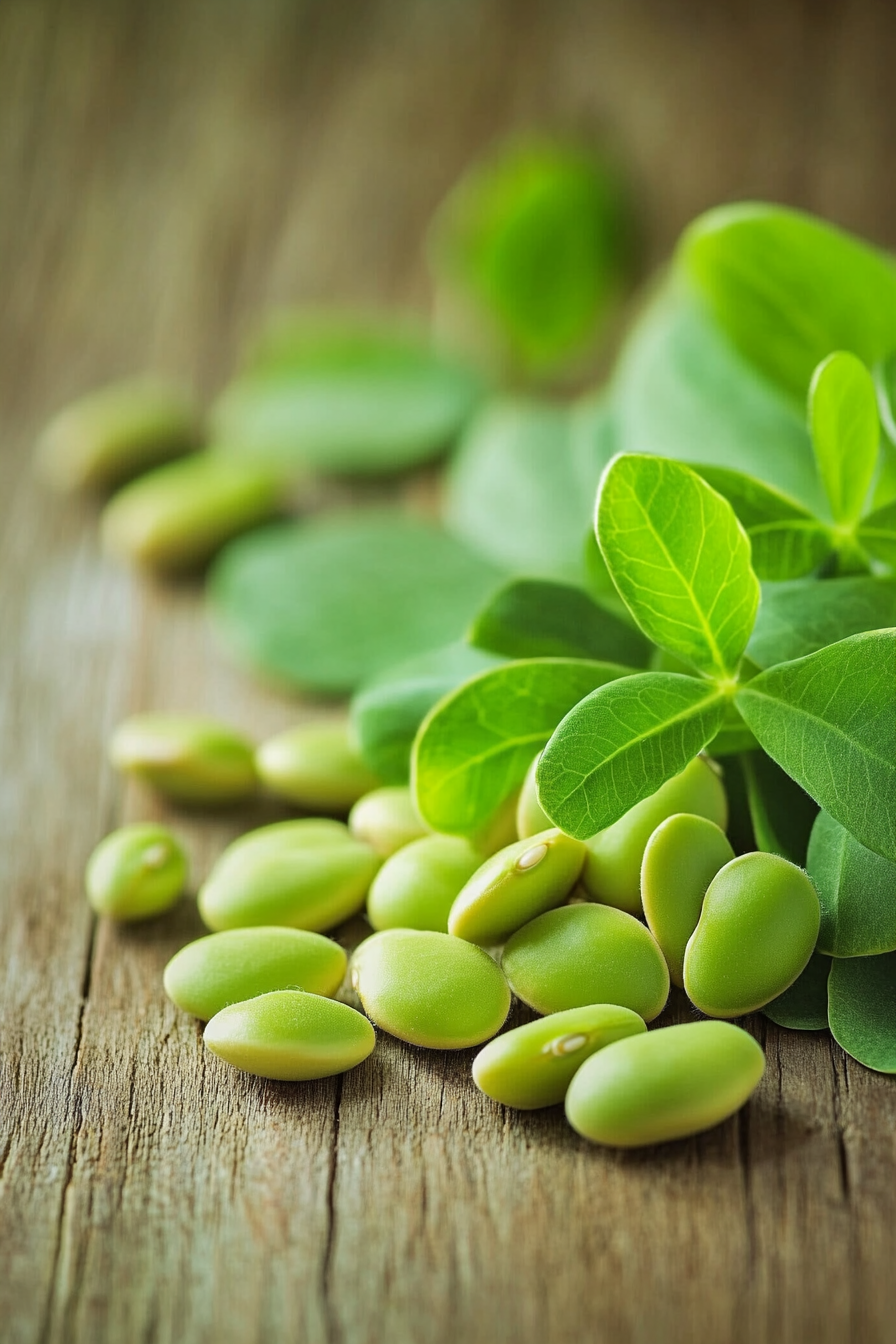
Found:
[3,2,896,1341]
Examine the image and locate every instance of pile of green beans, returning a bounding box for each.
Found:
[82,713,809,1148]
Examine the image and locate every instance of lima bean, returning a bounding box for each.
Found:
[256,721,381,812]
[204,989,375,1081]
[348,785,429,856]
[366,834,482,933]
[86,823,187,921]
[516,754,551,839]
[565,1020,765,1147]
[448,829,585,946]
[109,713,257,806]
[641,813,735,986]
[472,1005,646,1109]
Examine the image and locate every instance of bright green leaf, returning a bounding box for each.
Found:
[611,280,823,509]
[350,644,501,784]
[681,202,896,400]
[428,138,630,378]
[536,672,726,840]
[208,512,503,695]
[828,953,896,1073]
[694,464,833,580]
[857,499,896,568]
[762,952,831,1031]
[740,750,818,865]
[212,317,483,475]
[444,399,614,582]
[596,454,759,679]
[748,576,896,667]
[808,351,880,526]
[807,810,896,959]
[467,578,651,666]
[412,658,632,837]
[735,630,896,862]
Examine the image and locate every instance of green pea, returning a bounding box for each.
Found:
[109,714,257,806]
[581,755,727,914]
[565,1021,766,1147]
[101,453,282,572]
[351,929,511,1049]
[366,835,482,933]
[641,813,735,987]
[501,904,669,1021]
[36,377,199,493]
[683,852,820,1018]
[163,927,347,1020]
[516,754,551,839]
[204,989,375,1081]
[448,829,586,946]
[256,721,381,813]
[85,823,187,921]
[472,1005,646,1110]
[198,820,380,933]
[348,785,429,857]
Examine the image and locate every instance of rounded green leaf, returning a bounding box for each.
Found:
[762,951,831,1032]
[208,513,503,694]
[597,454,759,679]
[747,575,896,669]
[808,352,880,527]
[412,657,634,839]
[828,953,896,1073]
[472,1005,646,1110]
[212,317,483,475]
[694,464,833,581]
[680,202,896,400]
[467,577,651,666]
[807,809,896,958]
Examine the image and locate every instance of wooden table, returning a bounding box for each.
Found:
[4,3,896,1341]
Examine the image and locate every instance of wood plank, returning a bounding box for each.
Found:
[3,2,896,1341]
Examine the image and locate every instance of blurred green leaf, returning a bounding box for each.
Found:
[467,577,652,665]
[808,351,880,527]
[694,464,834,581]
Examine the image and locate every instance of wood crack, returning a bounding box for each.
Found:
[322,1074,344,1344]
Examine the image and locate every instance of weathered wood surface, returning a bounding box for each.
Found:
[3,2,896,1341]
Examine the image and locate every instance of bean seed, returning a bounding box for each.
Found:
[256,721,381,812]
[110,713,257,805]
[448,829,585,946]
[366,834,482,932]
[85,823,187,921]
[204,989,375,1081]
[348,785,429,856]
[641,813,734,986]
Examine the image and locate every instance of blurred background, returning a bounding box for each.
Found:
[3,0,895,426]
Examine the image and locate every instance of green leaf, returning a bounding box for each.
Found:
[748,576,896,667]
[735,630,896,862]
[210,316,483,475]
[762,952,831,1031]
[808,351,880,526]
[694,464,833,581]
[597,454,759,679]
[611,280,823,509]
[428,138,630,378]
[828,953,896,1073]
[536,672,726,840]
[350,644,501,784]
[208,512,503,695]
[857,499,896,568]
[705,704,758,757]
[412,658,632,837]
[467,578,651,666]
[680,202,896,400]
[807,810,896,958]
[444,399,613,581]
[740,750,818,865]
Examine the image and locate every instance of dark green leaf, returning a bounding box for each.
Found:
[444,399,613,582]
[808,351,880,526]
[537,672,726,840]
[762,952,831,1031]
[735,630,896,861]
[350,644,501,784]
[597,454,759,679]
[208,512,503,695]
[747,576,896,668]
[428,138,630,377]
[412,658,632,837]
[740,750,818,865]
[611,280,823,509]
[467,578,651,665]
[828,953,896,1073]
[212,318,483,475]
[694,464,833,580]
[808,810,896,958]
[681,202,896,400]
